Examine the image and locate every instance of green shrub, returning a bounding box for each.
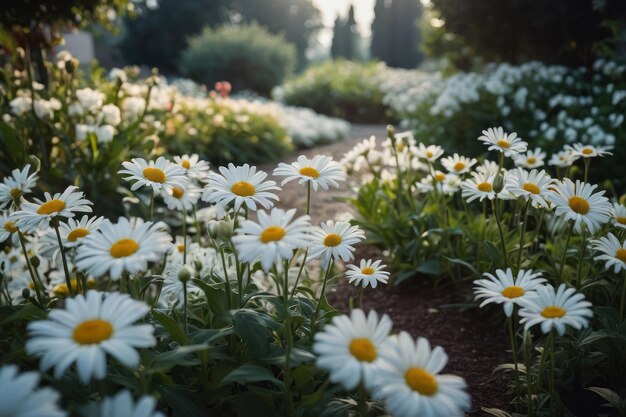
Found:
[180,24,297,96]
[274,60,391,123]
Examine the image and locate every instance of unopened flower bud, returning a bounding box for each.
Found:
[194,259,203,272]
[30,256,40,268]
[207,220,220,239]
[65,59,76,74]
[493,174,505,194]
[218,219,234,240]
[178,265,192,283]
[387,125,396,144]
[22,288,31,299]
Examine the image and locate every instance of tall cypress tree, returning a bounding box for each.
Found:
[330,15,346,58]
[331,5,359,59]
[370,0,423,68]
[370,0,390,61]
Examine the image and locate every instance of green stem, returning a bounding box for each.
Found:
[182,207,187,265]
[148,190,155,222]
[620,271,625,321]
[508,315,521,398]
[282,260,294,416]
[558,222,574,282]
[288,182,312,300]
[310,260,333,342]
[491,198,508,268]
[217,244,232,310]
[18,232,43,303]
[583,158,590,183]
[358,285,365,309]
[517,199,531,272]
[548,328,556,411]
[183,280,188,334]
[575,229,587,290]
[53,221,74,297]
[358,383,368,417]
[523,330,534,417]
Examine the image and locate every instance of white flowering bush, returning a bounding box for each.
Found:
[343,126,626,415]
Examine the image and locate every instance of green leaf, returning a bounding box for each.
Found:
[0,304,47,326]
[158,385,206,417]
[483,240,502,267]
[151,310,190,345]
[445,257,480,277]
[149,344,209,372]
[233,309,271,358]
[416,260,440,276]
[220,364,284,388]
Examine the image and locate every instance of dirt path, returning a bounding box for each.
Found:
[263,124,511,415]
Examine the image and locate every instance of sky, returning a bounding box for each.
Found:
[311,0,376,45]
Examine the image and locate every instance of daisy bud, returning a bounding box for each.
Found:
[65,59,76,74]
[194,259,203,272]
[387,125,396,145]
[218,219,234,239]
[30,255,40,268]
[22,288,30,299]
[178,265,192,283]
[493,174,505,194]
[207,220,220,239]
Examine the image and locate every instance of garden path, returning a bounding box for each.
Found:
[263,124,510,415]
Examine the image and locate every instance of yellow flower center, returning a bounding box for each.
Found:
[143,167,167,183]
[172,187,184,199]
[231,181,256,197]
[477,182,493,192]
[581,148,594,155]
[435,173,446,182]
[361,266,375,275]
[568,196,590,215]
[259,226,285,243]
[323,233,342,247]
[497,139,511,148]
[177,243,185,252]
[501,285,525,299]
[405,368,438,396]
[527,157,537,165]
[37,199,66,215]
[10,188,21,199]
[181,160,191,169]
[616,248,626,263]
[541,306,566,319]
[53,280,80,297]
[299,167,320,178]
[67,227,89,242]
[523,182,541,195]
[616,216,626,225]
[426,151,433,158]
[73,319,114,345]
[4,221,18,233]
[110,238,140,258]
[349,338,377,362]
[453,162,465,171]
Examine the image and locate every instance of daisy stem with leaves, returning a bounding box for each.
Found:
[290,181,312,300]
[491,199,508,268]
[517,200,532,271]
[310,259,334,343]
[52,219,74,297]
[17,231,43,303]
[215,240,232,310]
[282,260,294,416]
[558,222,575,281]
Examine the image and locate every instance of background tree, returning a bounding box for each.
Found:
[428,0,626,66]
[370,0,423,68]
[331,5,358,60]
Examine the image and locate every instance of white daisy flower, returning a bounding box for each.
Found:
[118,157,187,193]
[12,186,92,232]
[478,126,527,156]
[460,171,497,203]
[565,143,613,160]
[373,332,471,417]
[76,217,171,280]
[475,160,501,177]
[441,154,477,175]
[313,309,392,390]
[592,233,626,273]
[0,365,66,417]
[611,202,626,230]
[345,259,390,288]
[48,270,97,298]
[160,263,202,307]
[173,154,210,180]
[518,284,593,335]
[161,181,201,211]
[202,163,279,212]
[232,208,310,271]
[308,221,364,268]
[0,211,19,244]
[26,291,156,384]
[547,179,612,234]
[514,147,546,169]
[548,150,576,168]
[0,164,39,209]
[506,168,553,209]
[92,390,164,417]
[273,155,345,192]
[473,268,546,317]
[415,143,444,162]
[56,215,107,248]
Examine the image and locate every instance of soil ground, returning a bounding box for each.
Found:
[263,124,513,416]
